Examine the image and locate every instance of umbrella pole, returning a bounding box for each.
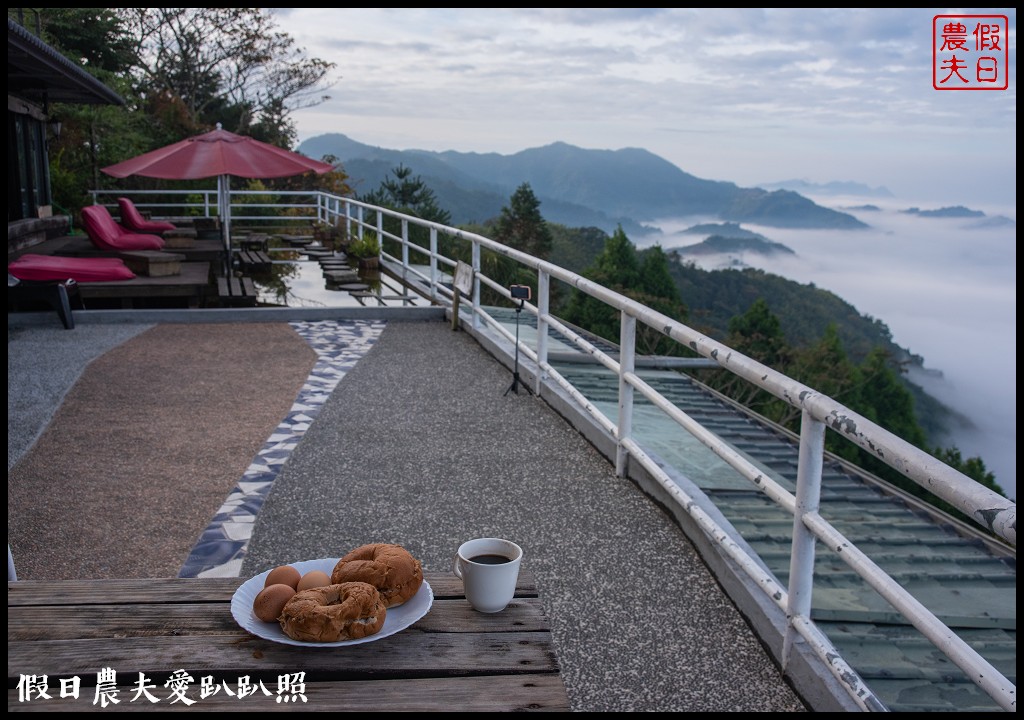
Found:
[219,174,232,275]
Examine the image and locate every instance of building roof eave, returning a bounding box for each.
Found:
[7,17,125,107]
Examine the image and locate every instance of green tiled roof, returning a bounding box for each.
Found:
[549,354,1015,712]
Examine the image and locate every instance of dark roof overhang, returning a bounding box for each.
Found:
[7,17,125,107]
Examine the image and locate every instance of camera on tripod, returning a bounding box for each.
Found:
[509,284,532,301]
[504,284,533,396]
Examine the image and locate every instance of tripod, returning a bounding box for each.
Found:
[504,298,533,396]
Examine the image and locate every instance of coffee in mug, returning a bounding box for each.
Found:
[453,538,523,613]
[468,554,511,565]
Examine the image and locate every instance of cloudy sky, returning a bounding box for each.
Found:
[272,8,1016,211]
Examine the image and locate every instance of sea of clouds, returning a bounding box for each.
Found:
[639,198,1016,500]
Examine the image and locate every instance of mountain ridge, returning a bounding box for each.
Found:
[298,133,868,234]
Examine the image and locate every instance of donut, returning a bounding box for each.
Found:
[331,543,423,608]
[278,582,386,642]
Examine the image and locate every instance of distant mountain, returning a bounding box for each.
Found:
[678,222,764,239]
[759,179,895,198]
[299,134,868,234]
[845,204,882,212]
[668,222,794,257]
[674,235,795,257]
[901,205,985,218]
[898,205,1016,229]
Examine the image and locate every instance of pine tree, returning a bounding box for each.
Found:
[359,164,451,253]
[360,164,451,225]
[493,183,553,260]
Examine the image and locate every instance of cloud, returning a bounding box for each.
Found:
[653,203,1016,497]
[273,8,1017,205]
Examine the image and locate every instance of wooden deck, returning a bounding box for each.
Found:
[8,570,569,712]
[49,235,225,268]
[7,234,263,310]
[77,262,214,309]
[234,248,273,273]
[217,273,259,307]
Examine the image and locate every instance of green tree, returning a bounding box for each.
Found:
[563,226,640,343]
[562,227,688,354]
[932,447,1005,498]
[785,324,861,433]
[475,183,558,306]
[360,164,452,258]
[855,347,926,447]
[727,298,787,368]
[34,7,335,220]
[703,298,790,413]
[493,183,553,260]
[36,8,139,74]
[634,245,689,355]
[548,224,609,277]
[361,164,450,223]
[117,8,335,141]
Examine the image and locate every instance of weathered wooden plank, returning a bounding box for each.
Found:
[217,275,258,306]
[9,578,238,606]
[8,630,561,678]
[7,673,570,712]
[7,569,567,713]
[77,262,211,300]
[8,597,551,641]
[235,250,272,272]
[8,572,538,606]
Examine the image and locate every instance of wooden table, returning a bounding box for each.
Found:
[8,571,569,712]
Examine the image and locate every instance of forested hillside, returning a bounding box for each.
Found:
[537,223,1000,510]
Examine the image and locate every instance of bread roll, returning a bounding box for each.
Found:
[331,543,423,608]
[278,582,386,642]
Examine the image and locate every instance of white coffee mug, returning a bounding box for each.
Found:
[452,538,523,613]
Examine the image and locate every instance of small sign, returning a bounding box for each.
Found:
[454,261,473,295]
[933,15,1008,90]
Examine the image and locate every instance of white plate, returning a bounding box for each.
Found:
[230,557,433,647]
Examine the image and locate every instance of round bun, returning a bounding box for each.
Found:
[278,582,386,642]
[331,543,423,608]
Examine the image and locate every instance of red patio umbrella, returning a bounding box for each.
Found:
[101,124,335,266]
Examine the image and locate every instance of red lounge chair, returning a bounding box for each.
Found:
[8,253,136,282]
[81,205,165,252]
[117,197,178,234]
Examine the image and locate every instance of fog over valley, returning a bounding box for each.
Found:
[639,197,1017,499]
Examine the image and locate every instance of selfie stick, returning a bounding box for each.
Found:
[504,296,533,396]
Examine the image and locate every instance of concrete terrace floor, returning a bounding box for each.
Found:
[8,312,807,713]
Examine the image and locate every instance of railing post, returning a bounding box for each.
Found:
[535,270,550,395]
[401,218,409,269]
[471,241,481,331]
[429,227,439,302]
[616,312,636,477]
[784,409,826,668]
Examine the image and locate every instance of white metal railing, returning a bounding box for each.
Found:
[321,194,1016,713]
[88,188,325,236]
[90,188,220,218]
[87,187,1017,711]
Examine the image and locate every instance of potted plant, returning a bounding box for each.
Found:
[311,221,346,250]
[346,233,381,269]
